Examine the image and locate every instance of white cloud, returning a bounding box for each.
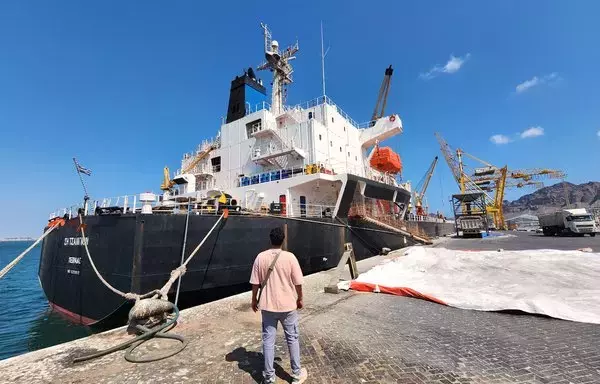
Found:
[420,53,471,80]
[490,134,512,145]
[515,73,559,93]
[490,126,544,145]
[515,77,540,93]
[520,126,544,139]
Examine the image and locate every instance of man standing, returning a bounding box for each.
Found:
[250,227,308,384]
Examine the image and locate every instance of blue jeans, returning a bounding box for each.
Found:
[261,310,301,380]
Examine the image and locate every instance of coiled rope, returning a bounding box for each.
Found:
[73,211,227,363]
[73,303,185,363]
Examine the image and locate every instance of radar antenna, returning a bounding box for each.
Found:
[257,23,299,115]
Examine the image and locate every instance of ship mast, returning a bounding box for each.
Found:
[258,23,299,116]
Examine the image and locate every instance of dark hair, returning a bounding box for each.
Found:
[269,227,285,246]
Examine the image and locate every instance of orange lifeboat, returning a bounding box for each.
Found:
[370,147,402,174]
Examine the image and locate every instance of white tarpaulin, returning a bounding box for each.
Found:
[346,247,600,324]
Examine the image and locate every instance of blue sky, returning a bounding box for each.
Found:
[1,1,599,237]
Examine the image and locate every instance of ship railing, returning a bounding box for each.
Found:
[161,202,226,216]
[245,101,272,115]
[49,193,162,219]
[92,194,160,214]
[285,95,327,111]
[178,139,218,175]
[286,203,336,219]
[238,163,339,188]
[357,119,379,129]
[283,95,362,128]
[348,207,432,240]
[362,166,400,187]
[406,213,451,223]
[243,95,380,133]
[326,159,366,178]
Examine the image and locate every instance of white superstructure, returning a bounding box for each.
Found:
[168,24,406,217]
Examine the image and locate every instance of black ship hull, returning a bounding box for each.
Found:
[39,213,420,326]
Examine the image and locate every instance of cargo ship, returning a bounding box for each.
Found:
[39,24,449,326]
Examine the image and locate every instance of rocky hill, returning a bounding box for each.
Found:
[504,181,600,215]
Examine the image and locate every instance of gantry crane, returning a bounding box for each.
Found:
[434,133,564,230]
[413,156,438,216]
[435,133,481,193]
[371,65,394,122]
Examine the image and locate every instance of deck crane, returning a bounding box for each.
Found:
[366,65,403,178]
[413,156,439,216]
[160,143,216,191]
[371,65,394,122]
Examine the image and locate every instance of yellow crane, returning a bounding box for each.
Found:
[435,133,482,193]
[160,166,174,191]
[160,144,216,191]
[435,133,564,230]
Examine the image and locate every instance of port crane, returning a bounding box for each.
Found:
[435,133,563,229]
[413,156,438,216]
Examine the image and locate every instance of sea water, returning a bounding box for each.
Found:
[0,241,91,361]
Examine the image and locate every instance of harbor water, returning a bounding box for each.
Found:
[0,241,91,361]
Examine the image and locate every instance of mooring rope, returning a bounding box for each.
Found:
[78,211,226,301]
[74,211,227,364]
[0,220,64,279]
[174,199,192,307]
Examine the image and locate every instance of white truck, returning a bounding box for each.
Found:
[538,208,597,237]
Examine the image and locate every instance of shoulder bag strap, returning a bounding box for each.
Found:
[257,249,282,305]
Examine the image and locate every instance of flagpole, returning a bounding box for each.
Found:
[73,158,90,207]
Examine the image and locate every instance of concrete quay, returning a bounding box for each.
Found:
[2,235,600,384]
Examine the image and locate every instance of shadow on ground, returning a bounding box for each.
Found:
[225,347,292,383]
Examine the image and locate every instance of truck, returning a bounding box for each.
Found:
[537,208,597,237]
[451,192,489,238]
[457,215,488,236]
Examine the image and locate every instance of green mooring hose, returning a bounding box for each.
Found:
[73,305,187,364]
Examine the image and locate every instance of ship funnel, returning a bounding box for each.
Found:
[226,69,266,123]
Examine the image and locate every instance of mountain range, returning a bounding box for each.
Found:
[504,181,600,215]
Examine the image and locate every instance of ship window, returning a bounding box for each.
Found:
[344,126,346,131]
[246,119,262,138]
[355,156,358,161]
[308,112,313,119]
[211,156,221,172]
[348,152,350,157]
[319,134,322,141]
[330,141,332,147]
[339,147,342,152]
[331,117,334,123]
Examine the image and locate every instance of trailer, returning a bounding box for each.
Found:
[537,208,597,237]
